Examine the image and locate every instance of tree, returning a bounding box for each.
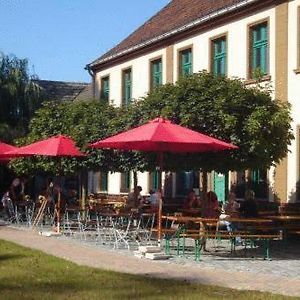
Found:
[11,71,293,194]
[10,100,118,176]
[0,53,44,141]
[137,71,293,173]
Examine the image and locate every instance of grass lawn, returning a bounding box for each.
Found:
[0,240,295,300]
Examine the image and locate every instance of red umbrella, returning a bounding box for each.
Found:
[6,135,85,157]
[6,135,85,232]
[90,117,237,152]
[90,117,237,244]
[0,141,18,162]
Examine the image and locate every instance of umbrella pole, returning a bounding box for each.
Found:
[57,189,61,233]
[56,160,62,233]
[157,152,163,247]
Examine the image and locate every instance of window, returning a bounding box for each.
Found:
[176,171,199,196]
[149,171,160,191]
[122,68,132,106]
[150,59,162,90]
[120,171,131,193]
[179,48,192,77]
[99,172,108,192]
[250,22,268,77]
[250,169,268,199]
[211,37,227,76]
[100,76,109,102]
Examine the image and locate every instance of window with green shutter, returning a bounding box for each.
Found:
[179,48,192,77]
[150,59,162,90]
[250,22,268,77]
[250,169,267,199]
[149,171,159,191]
[212,37,227,76]
[120,171,131,193]
[100,76,109,102]
[99,172,108,192]
[122,68,132,106]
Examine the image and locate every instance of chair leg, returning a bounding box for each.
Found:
[165,236,171,255]
[263,239,271,260]
[194,239,201,261]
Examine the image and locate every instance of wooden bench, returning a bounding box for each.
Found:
[179,230,281,260]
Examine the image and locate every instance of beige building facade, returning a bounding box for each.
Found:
[87,0,300,203]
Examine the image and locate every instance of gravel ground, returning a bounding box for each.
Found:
[1,222,300,297]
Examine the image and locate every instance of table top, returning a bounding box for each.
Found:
[162,215,217,223]
[179,208,201,216]
[162,215,273,224]
[266,215,300,221]
[225,217,273,223]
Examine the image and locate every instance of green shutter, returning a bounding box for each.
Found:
[150,171,159,190]
[251,23,268,76]
[101,77,109,102]
[121,171,131,192]
[100,172,108,191]
[125,171,131,190]
[151,59,162,89]
[213,38,226,76]
[176,171,191,195]
[123,69,132,106]
[180,49,192,76]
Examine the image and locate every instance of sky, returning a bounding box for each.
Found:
[0,0,170,83]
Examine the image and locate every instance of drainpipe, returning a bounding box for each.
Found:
[85,65,96,100]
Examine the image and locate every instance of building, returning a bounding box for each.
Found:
[86,0,300,203]
[34,80,93,103]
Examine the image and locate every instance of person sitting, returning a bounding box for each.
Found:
[9,176,27,204]
[1,191,14,220]
[202,191,220,218]
[148,189,158,206]
[239,189,258,218]
[219,191,239,232]
[223,190,240,217]
[127,186,142,209]
[183,189,201,210]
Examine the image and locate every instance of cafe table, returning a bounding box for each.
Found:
[161,215,218,255]
[265,215,300,241]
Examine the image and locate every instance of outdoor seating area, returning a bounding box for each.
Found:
[2,192,300,264]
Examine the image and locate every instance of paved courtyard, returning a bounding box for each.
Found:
[1,223,300,297]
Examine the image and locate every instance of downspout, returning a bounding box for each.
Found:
[85,65,96,100]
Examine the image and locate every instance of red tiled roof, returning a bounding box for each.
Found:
[88,0,254,68]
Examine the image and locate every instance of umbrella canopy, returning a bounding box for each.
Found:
[90,117,238,245]
[6,135,85,157]
[0,141,18,162]
[4,135,85,233]
[90,117,237,152]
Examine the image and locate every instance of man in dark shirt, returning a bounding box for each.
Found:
[239,189,258,218]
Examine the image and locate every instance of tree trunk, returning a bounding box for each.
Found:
[133,171,138,189]
[79,169,88,210]
[201,170,208,200]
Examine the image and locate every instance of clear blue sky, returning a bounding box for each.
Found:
[0,0,170,83]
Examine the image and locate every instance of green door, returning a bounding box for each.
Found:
[213,172,228,203]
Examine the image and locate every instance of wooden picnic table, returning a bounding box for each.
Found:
[224,217,273,224]
[178,208,202,216]
[266,215,300,221]
[162,215,272,224]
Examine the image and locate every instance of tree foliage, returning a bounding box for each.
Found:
[11,71,293,176]
[136,71,293,172]
[0,53,44,141]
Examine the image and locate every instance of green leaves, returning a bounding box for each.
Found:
[137,71,293,172]
[10,71,293,176]
[0,53,44,141]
